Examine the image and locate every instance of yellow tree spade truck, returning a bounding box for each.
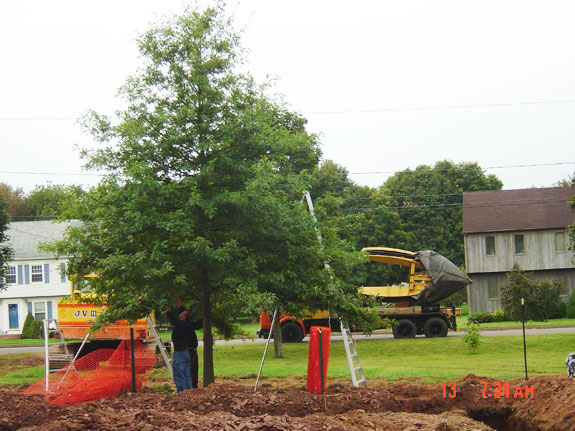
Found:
[258,247,472,340]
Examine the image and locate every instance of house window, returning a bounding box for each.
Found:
[514,234,525,255]
[33,302,46,320]
[5,266,16,284]
[487,277,498,299]
[31,265,43,283]
[485,236,496,256]
[555,231,566,252]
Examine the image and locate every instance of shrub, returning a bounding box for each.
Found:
[491,309,506,322]
[21,313,43,339]
[468,312,492,324]
[566,289,575,318]
[464,322,481,352]
[500,263,566,321]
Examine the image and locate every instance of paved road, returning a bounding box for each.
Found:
[2,326,575,354]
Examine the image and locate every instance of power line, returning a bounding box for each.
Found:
[344,196,571,213]
[307,98,575,115]
[2,98,575,121]
[350,162,575,175]
[1,161,573,179]
[0,171,102,177]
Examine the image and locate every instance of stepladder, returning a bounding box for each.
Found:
[340,320,367,387]
[146,315,173,377]
[43,319,75,374]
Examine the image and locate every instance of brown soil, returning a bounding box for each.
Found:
[1,373,574,431]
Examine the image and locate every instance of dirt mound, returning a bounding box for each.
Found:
[2,374,574,431]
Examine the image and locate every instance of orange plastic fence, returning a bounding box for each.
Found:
[23,339,157,406]
[306,326,331,394]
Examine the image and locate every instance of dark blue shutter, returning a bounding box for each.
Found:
[60,263,66,283]
[18,265,23,285]
[47,301,53,319]
[24,265,30,284]
[44,264,50,283]
[27,302,32,315]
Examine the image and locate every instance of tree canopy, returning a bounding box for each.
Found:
[380,160,503,267]
[49,4,370,386]
[0,194,12,291]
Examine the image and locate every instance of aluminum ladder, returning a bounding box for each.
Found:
[43,319,74,375]
[340,321,367,387]
[146,315,173,377]
[303,191,367,388]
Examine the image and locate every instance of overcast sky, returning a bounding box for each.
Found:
[1,0,574,193]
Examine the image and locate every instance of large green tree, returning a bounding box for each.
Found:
[0,194,12,291]
[49,4,368,386]
[380,160,503,267]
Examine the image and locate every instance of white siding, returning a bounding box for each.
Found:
[0,258,69,334]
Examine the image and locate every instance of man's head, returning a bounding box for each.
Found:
[178,309,189,321]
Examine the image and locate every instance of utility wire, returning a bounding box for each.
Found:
[2,98,575,121]
[1,161,573,179]
[307,98,575,115]
[350,162,575,175]
[344,196,571,213]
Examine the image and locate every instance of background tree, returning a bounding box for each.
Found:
[500,263,565,321]
[0,194,13,291]
[25,184,84,220]
[380,160,503,267]
[49,4,372,386]
[0,183,27,220]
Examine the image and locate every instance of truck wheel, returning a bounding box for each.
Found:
[392,319,417,339]
[281,321,304,343]
[423,317,448,338]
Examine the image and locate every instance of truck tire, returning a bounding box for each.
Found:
[281,321,304,343]
[392,319,417,339]
[423,317,448,338]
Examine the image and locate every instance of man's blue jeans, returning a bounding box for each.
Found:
[172,349,192,392]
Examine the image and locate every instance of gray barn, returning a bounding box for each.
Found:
[463,187,575,313]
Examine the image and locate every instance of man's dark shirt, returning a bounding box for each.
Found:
[166,307,203,352]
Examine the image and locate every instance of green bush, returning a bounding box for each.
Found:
[21,313,43,339]
[567,290,575,318]
[491,309,506,322]
[500,263,566,321]
[464,322,482,352]
[468,312,492,324]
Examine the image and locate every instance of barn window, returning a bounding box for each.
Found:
[514,235,525,255]
[555,232,566,252]
[487,277,499,299]
[485,236,496,256]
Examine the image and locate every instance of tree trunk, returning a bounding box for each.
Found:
[201,281,215,387]
[272,309,283,358]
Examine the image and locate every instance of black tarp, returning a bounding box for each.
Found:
[414,250,472,305]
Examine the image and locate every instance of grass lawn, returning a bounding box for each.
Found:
[1,332,574,388]
[207,333,575,383]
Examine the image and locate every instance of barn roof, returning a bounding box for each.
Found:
[462,187,574,233]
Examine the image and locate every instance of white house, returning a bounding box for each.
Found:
[0,220,80,335]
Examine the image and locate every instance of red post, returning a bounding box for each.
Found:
[306,326,331,394]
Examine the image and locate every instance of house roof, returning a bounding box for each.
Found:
[6,220,81,260]
[462,187,574,233]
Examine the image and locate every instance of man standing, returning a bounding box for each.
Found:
[166,294,203,392]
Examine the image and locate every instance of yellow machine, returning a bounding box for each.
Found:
[361,247,471,339]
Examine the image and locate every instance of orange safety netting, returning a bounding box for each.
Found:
[23,339,157,406]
